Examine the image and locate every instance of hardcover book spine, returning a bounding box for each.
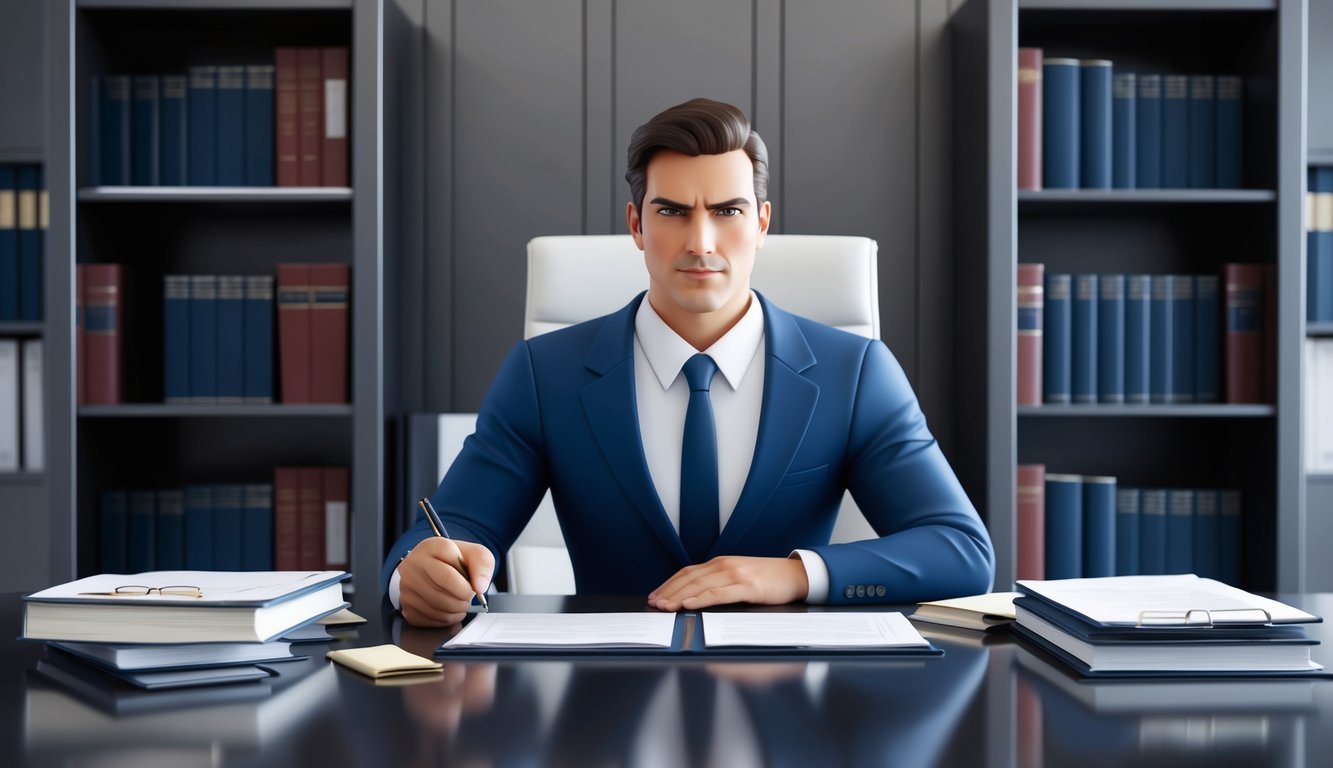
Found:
[101,75,131,186]
[1139,488,1167,575]
[0,165,15,320]
[1215,76,1243,189]
[298,467,325,571]
[1149,275,1173,404]
[1194,274,1219,403]
[128,490,156,573]
[1135,74,1162,189]
[184,484,214,570]
[76,266,85,405]
[215,66,247,186]
[323,466,350,570]
[1079,60,1112,190]
[1160,75,1189,188]
[1223,263,1264,403]
[1097,274,1125,403]
[1044,474,1083,580]
[1169,275,1195,403]
[1017,48,1042,191]
[1193,489,1220,580]
[309,263,350,403]
[1112,73,1136,189]
[1187,75,1216,189]
[16,166,40,320]
[245,65,275,186]
[275,48,300,187]
[274,467,301,570]
[155,489,184,571]
[130,75,160,186]
[212,484,243,572]
[1219,490,1241,585]
[21,339,42,471]
[321,47,349,187]
[1082,476,1116,578]
[187,66,217,186]
[297,48,323,187]
[1316,167,1333,323]
[1042,59,1080,189]
[1115,488,1140,575]
[1264,263,1276,403]
[84,264,123,405]
[189,275,218,403]
[1017,263,1044,405]
[216,275,246,403]
[163,275,191,404]
[100,490,128,573]
[1043,273,1071,404]
[1016,464,1045,581]
[159,75,188,186]
[277,264,312,403]
[243,483,274,571]
[0,340,16,470]
[1166,489,1195,574]
[243,275,274,403]
[89,76,101,186]
[1071,274,1098,404]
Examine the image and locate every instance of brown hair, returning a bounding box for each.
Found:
[625,98,769,214]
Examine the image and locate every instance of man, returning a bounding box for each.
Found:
[386,98,993,627]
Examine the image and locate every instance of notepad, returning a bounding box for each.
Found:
[326,644,443,678]
[702,612,930,649]
[443,613,677,649]
[910,592,1019,631]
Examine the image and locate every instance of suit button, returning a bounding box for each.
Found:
[844,585,855,599]
[855,585,866,598]
[875,586,886,597]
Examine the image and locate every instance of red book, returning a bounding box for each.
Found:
[1017,48,1043,190]
[1263,263,1277,403]
[277,264,312,403]
[273,467,300,570]
[275,48,300,187]
[1223,263,1264,404]
[76,264,86,405]
[322,466,350,570]
[298,467,325,570]
[83,264,123,404]
[297,48,323,186]
[321,47,349,188]
[1017,263,1044,405]
[309,263,350,404]
[1016,463,1045,581]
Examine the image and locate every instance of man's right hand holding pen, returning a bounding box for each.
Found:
[398,498,494,628]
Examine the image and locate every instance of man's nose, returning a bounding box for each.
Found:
[687,215,716,255]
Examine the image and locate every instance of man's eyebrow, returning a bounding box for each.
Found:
[648,196,751,210]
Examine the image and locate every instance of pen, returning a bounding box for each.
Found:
[417,498,489,611]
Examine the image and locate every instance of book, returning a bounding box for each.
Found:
[99,490,128,574]
[1043,272,1071,404]
[321,47,350,187]
[0,165,15,320]
[1017,574,1319,627]
[298,468,324,571]
[1082,476,1116,578]
[1187,75,1216,188]
[162,275,191,403]
[1223,263,1264,404]
[309,263,350,403]
[1194,489,1220,581]
[1135,74,1162,189]
[130,75,159,186]
[1139,489,1167,576]
[127,490,156,573]
[1042,58,1079,189]
[99,75,131,186]
[187,66,217,186]
[242,483,274,571]
[276,264,311,403]
[21,338,42,471]
[159,74,188,186]
[189,274,218,402]
[22,570,349,645]
[273,467,300,571]
[1314,167,1333,323]
[1071,273,1098,403]
[1016,263,1043,405]
[297,48,323,186]
[212,484,244,572]
[216,65,247,186]
[1114,488,1139,576]
[216,275,245,403]
[1017,48,1042,190]
[1171,274,1196,403]
[184,484,214,570]
[1166,489,1195,574]
[322,467,349,570]
[1219,490,1242,586]
[1215,75,1243,188]
[1079,60,1112,190]
[83,263,123,405]
[31,653,273,720]
[1111,72,1135,189]
[911,592,1018,631]
[1149,275,1174,404]
[1016,463,1045,581]
[243,274,275,403]
[1097,274,1124,403]
[51,639,298,673]
[275,48,300,187]
[75,265,85,404]
[1161,75,1189,188]
[16,165,40,320]
[245,65,275,186]
[1125,274,1151,404]
[0,338,16,470]
[155,489,185,572]
[1045,474,1082,580]
[1194,274,1220,403]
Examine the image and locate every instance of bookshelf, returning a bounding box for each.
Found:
[952,0,1305,591]
[46,0,387,613]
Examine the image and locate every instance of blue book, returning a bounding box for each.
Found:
[212,484,244,571]
[100,75,131,186]
[16,166,40,321]
[1161,75,1190,188]
[1166,489,1195,574]
[189,275,218,402]
[1112,73,1136,189]
[1219,490,1242,585]
[163,275,191,404]
[243,275,275,403]
[1115,488,1140,575]
[187,66,217,186]
[216,275,246,402]
[1139,489,1167,575]
[89,76,102,186]
[155,489,185,571]
[1310,168,1321,324]
[1043,58,1080,189]
[215,66,246,186]
[183,485,214,570]
[1135,74,1162,189]
[100,490,128,574]
[1169,275,1195,403]
[1079,60,1112,189]
[128,490,157,573]
[1316,167,1333,323]
[1193,489,1220,580]
[1072,274,1098,403]
[1044,273,1072,404]
[1045,474,1083,580]
[1097,274,1125,404]
[1194,274,1219,403]
[0,165,17,321]
[1215,76,1243,188]
[1082,476,1116,578]
[245,65,275,186]
[1149,275,1174,403]
[130,76,159,186]
[1187,75,1216,189]
[159,75,188,186]
[242,483,274,570]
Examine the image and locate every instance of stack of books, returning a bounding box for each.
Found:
[22,570,348,691]
[1012,574,1325,677]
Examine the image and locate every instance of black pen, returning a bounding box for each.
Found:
[417,498,489,611]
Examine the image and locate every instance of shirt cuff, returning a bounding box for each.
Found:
[791,549,829,604]
[388,566,403,611]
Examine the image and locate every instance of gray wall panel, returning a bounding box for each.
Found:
[0,0,46,158]
[1312,0,1333,151]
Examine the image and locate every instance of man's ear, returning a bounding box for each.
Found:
[755,199,772,247]
[627,201,646,250]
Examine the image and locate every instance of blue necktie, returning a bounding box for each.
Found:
[680,353,719,563]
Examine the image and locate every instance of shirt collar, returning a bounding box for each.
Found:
[634,291,765,392]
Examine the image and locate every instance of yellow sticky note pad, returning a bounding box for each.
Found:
[327,644,443,678]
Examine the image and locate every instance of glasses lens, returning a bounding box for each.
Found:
[159,586,202,597]
[114,586,151,596]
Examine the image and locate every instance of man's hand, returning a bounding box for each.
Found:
[398,538,494,627]
[647,555,809,612]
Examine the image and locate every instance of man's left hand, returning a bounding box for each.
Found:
[647,555,809,611]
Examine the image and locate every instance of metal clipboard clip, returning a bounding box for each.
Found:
[1136,607,1273,628]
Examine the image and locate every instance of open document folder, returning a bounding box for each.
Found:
[437,611,941,659]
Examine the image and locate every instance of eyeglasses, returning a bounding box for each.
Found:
[77,585,203,598]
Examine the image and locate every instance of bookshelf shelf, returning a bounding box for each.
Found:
[1017,404,1276,417]
[1018,0,1275,10]
[77,404,355,418]
[77,0,352,10]
[0,323,43,337]
[1310,150,1333,166]
[1308,323,1333,337]
[0,473,45,487]
[1017,189,1275,205]
[78,187,353,203]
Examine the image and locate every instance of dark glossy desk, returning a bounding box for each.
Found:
[5,593,1333,768]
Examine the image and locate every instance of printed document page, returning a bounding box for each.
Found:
[1017,575,1320,625]
[30,571,344,604]
[442,613,677,649]
[702,612,929,648]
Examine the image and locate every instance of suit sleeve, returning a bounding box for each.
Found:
[381,342,550,596]
[809,341,994,604]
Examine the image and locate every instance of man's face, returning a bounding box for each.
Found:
[628,149,771,330]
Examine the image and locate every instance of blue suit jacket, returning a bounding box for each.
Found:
[384,292,994,604]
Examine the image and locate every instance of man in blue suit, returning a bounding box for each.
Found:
[386,98,993,627]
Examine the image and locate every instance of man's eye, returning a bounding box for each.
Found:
[716,207,742,217]
[656,207,683,216]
